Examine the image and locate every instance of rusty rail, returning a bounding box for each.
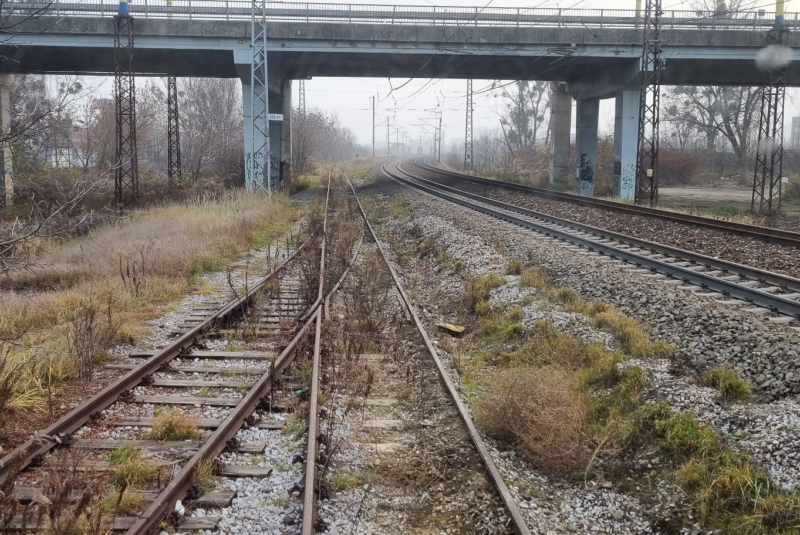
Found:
[300,171,330,535]
[346,175,532,535]
[129,175,350,535]
[0,241,307,486]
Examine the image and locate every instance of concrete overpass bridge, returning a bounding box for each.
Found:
[1,1,797,199]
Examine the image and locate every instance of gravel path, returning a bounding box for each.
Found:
[354,171,800,532]
[404,161,800,280]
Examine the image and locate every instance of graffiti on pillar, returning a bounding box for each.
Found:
[4,170,13,206]
[620,164,637,201]
[576,153,594,197]
[244,152,253,190]
[613,160,622,197]
[270,154,279,190]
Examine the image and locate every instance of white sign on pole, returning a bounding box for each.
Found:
[268,114,284,121]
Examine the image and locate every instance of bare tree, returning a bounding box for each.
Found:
[178,78,243,181]
[498,81,549,155]
[292,108,361,176]
[663,86,761,183]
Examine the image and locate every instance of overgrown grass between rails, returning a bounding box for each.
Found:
[0,192,299,416]
[145,410,202,441]
[106,443,161,488]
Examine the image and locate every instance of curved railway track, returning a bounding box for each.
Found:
[384,159,800,323]
[413,158,800,248]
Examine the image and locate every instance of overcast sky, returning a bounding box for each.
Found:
[85,0,796,151]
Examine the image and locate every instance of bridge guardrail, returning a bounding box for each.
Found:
[7,0,798,29]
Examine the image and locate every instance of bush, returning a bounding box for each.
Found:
[702,367,752,402]
[505,259,524,275]
[519,267,548,289]
[475,367,587,471]
[465,274,506,312]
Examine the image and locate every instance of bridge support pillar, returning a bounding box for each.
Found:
[549,82,571,187]
[575,98,599,197]
[268,86,282,190]
[281,79,292,184]
[241,82,264,190]
[0,74,13,202]
[613,89,639,201]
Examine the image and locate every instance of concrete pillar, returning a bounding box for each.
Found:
[0,74,14,202]
[548,82,571,186]
[241,82,254,188]
[281,79,292,184]
[268,86,282,189]
[613,89,640,200]
[575,98,599,197]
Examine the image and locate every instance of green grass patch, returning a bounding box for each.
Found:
[465,273,506,312]
[703,367,752,402]
[106,443,160,488]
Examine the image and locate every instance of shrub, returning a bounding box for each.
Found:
[519,267,548,289]
[465,274,506,312]
[145,410,202,441]
[591,307,674,358]
[505,259,524,275]
[475,367,587,471]
[702,367,752,402]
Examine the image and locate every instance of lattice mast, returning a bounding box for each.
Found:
[751,4,788,213]
[635,0,662,206]
[250,0,270,196]
[464,79,473,172]
[166,76,182,181]
[113,8,139,209]
[299,79,306,117]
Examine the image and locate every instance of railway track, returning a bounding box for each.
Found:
[346,175,531,535]
[385,158,800,323]
[0,179,362,534]
[413,158,800,248]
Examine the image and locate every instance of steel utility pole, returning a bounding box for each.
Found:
[437,112,443,162]
[113,3,139,209]
[299,79,306,117]
[369,96,375,159]
[751,0,787,213]
[635,0,662,206]
[464,79,473,172]
[386,115,390,156]
[250,0,270,197]
[166,77,182,182]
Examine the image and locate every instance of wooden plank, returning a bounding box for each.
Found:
[97,378,253,388]
[104,364,265,375]
[220,465,274,477]
[74,439,266,454]
[129,395,289,410]
[129,350,275,360]
[115,417,285,430]
[130,395,242,407]
[13,488,234,508]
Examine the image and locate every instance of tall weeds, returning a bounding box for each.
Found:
[0,192,298,417]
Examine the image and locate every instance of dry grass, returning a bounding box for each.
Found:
[475,367,587,471]
[0,192,298,413]
[145,410,202,441]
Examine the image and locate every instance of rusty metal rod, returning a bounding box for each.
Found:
[346,174,532,535]
[301,170,330,535]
